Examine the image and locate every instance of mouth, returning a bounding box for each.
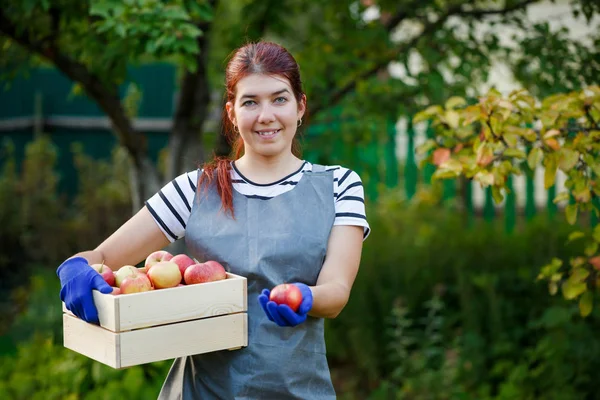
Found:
[255,129,281,139]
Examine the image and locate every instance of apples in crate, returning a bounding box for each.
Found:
[62,251,247,369]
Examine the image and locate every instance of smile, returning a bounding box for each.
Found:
[255,129,281,138]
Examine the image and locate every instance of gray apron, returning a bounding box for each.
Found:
[158,164,337,399]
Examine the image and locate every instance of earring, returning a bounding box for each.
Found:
[233,125,239,133]
[297,118,303,127]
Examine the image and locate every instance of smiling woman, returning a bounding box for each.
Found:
[57,41,370,400]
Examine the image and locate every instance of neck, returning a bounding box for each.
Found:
[234,153,303,184]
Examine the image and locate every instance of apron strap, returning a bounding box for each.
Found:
[311,164,328,173]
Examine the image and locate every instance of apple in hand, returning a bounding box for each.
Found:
[120,273,153,294]
[114,265,140,288]
[269,283,303,312]
[147,261,182,289]
[184,261,227,285]
[170,254,196,280]
[144,250,173,273]
[90,263,115,287]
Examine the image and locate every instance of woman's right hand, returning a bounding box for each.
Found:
[57,257,113,324]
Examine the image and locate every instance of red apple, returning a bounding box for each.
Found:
[184,261,227,285]
[90,263,116,287]
[269,283,303,312]
[114,265,140,288]
[147,261,182,289]
[111,287,121,295]
[120,273,153,294]
[170,254,196,280]
[144,250,173,273]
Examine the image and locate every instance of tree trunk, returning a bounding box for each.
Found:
[167,4,217,180]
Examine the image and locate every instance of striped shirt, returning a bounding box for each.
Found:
[145,161,370,242]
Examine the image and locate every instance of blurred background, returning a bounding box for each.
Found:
[1,0,599,399]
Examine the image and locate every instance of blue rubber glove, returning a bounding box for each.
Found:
[258,283,313,327]
[57,257,113,324]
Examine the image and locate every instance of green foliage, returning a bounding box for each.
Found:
[326,193,600,398]
[0,135,132,334]
[1,0,207,84]
[414,86,600,315]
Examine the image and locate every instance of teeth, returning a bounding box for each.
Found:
[257,130,279,136]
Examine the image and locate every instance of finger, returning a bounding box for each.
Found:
[266,301,287,327]
[298,296,313,315]
[80,294,100,324]
[261,289,271,297]
[91,274,113,294]
[278,304,305,326]
[257,294,274,322]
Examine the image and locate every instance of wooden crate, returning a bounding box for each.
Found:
[63,272,248,369]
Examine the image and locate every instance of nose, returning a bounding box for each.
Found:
[257,104,276,124]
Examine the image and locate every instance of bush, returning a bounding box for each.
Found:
[0,136,132,335]
[326,190,600,399]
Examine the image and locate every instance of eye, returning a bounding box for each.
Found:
[274,97,288,104]
[241,100,256,107]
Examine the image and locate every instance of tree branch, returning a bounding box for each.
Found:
[311,0,541,118]
[0,9,146,162]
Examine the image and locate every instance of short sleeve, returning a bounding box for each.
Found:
[145,170,199,242]
[332,167,370,240]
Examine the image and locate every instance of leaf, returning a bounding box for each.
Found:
[413,105,443,124]
[562,280,587,300]
[545,138,561,151]
[558,148,579,172]
[445,110,460,129]
[567,231,585,243]
[549,281,558,295]
[565,203,578,225]
[416,139,437,156]
[585,242,599,257]
[594,225,600,243]
[476,145,494,167]
[474,171,495,187]
[579,291,593,317]
[491,186,504,203]
[569,267,590,283]
[553,191,570,204]
[543,129,561,139]
[527,147,543,169]
[445,96,466,110]
[432,148,451,166]
[589,256,600,270]
[544,158,557,189]
[504,148,526,159]
[503,133,519,148]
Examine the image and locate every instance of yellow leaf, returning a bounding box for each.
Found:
[527,148,543,169]
[579,291,593,317]
[544,160,557,189]
[558,148,579,172]
[553,191,570,204]
[565,203,578,225]
[474,171,495,187]
[504,148,526,159]
[562,280,587,300]
[445,110,460,129]
[445,96,467,110]
[543,129,561,139]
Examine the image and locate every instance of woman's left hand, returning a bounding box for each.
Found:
[258,283,313,327]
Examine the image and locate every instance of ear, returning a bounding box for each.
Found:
[226,101,236,127]
[297,94,306,120]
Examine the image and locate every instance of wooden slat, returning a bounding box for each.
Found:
[108,272,246,332]
[63,313,247,369]
[63,314,120,368]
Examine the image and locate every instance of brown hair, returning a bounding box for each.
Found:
[198,42,306,217]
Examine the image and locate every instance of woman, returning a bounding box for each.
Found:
[57,41,370,399]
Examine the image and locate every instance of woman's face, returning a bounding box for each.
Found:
[226,74,305,160]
